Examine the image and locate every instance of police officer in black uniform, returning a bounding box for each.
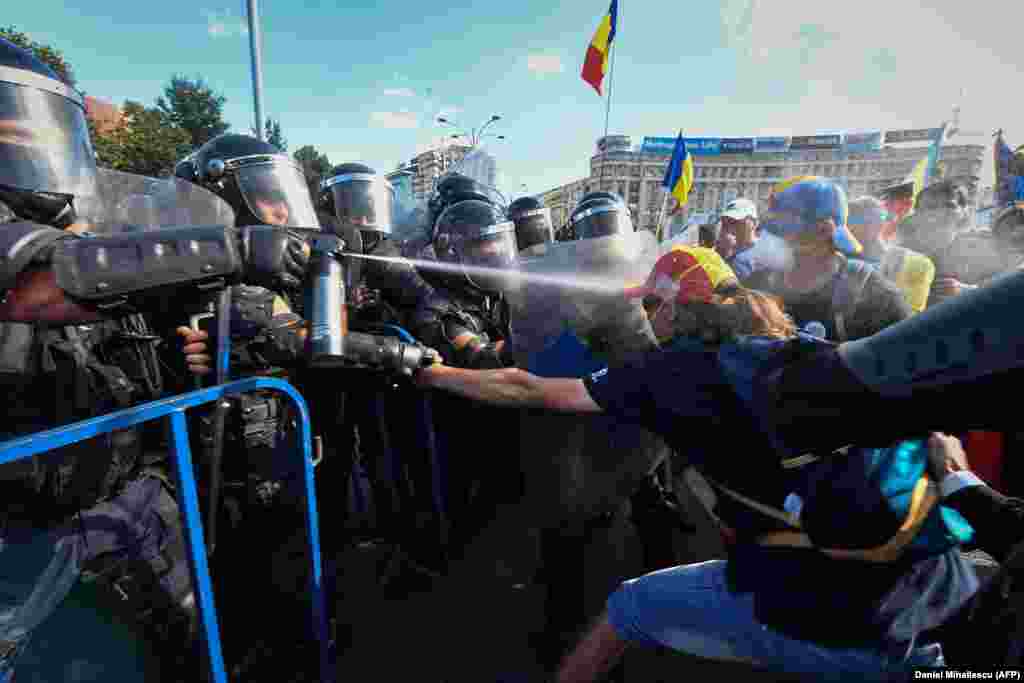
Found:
[520,191,685,666]
[314,162,442,573]
[0,39,308,682]
[508,195,555,256]
[172,133,330,676]
[408,195,520,550]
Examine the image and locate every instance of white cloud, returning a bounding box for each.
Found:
[526,54,564,75]
[203,9,248,38]
[370,110,419,129]
[383,88,416,98]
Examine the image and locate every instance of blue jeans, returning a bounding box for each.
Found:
[0,476,181,682]
[0,523,83,682]
[607,560,944,681]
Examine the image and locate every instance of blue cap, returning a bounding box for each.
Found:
[762,177,862,256]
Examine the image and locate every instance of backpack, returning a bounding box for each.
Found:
[712,335,974,563]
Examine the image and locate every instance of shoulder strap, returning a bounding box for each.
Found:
[832,260,875,342]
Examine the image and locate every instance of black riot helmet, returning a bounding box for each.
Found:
[507,196,554,253]
[175,133,318,228]
[568,191,634,240]
[428,172,504,234]
[318,162,395,241]
[433,199,519,294]
[0,38,99,228]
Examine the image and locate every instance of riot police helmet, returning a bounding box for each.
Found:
[0,38,99,228]
[319,162,395,240]
[568,191,634,240]
[508,196,554,253]
[433,198,519,293]
[178,133,318,228]
[428,172,504,232]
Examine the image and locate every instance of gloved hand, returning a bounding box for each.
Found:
[237,225,311,291]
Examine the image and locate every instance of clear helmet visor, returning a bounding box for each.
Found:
[235,162,319,228]
[323,173,394,235]
[570,204,634,240]
[0,71,98,200]
[457,224,519,292]
[513,207,555,252]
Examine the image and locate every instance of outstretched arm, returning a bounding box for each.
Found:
[415,364,602,413]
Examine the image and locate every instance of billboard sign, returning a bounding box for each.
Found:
[641,137,722,156]
[720,137,755,153]
[685,138,722,155]
[754,137,790,153]
[844,131,882,152]
[790,134,842,150]
[884,128,942,144]
[640,137,676,155]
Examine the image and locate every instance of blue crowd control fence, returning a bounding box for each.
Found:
[0,377,332,683]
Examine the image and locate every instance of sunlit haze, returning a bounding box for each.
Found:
[10,0,1021,197]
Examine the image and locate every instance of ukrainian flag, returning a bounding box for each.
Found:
[662,132,694,208]
[581,0,618,95]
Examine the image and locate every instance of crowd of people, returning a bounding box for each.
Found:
[4,32,1024,683]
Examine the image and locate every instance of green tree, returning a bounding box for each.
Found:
[156,75,230,149]
[252,118,287,152]
[0,26,76,86]
[95,101,191,177]
[293,145,332,200]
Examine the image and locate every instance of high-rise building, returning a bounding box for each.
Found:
[538,132,986,235]
[393,143,473,201]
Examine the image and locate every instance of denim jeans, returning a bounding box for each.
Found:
[0,476,181,682]
[0,522,84,682]
[607,559,945,681]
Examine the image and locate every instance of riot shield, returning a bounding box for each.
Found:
[506,230,672,528]
[81,169,235,233]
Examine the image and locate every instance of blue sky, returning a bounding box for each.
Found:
[9,0,1023,197]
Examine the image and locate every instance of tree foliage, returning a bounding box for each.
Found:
[91,101,191,177]
[156,75,230,149]
[252,118,287,152]
[0,26,77,86]
[293,145,332,200]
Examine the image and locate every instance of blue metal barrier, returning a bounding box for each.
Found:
[0,377,331,683]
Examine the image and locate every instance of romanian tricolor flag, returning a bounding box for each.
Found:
[662,132,694,209]
[581,0,618,95]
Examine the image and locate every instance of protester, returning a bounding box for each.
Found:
[416,244,976,681]
[848,195,935,313]
[895,180,1004,308]
[759,177,912,341]
[718,198,772,289]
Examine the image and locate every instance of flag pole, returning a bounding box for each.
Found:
[599,0,618,184]
[655,190,670,242]
[655,128,683,242]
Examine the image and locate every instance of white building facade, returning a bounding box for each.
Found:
[538,131,985,234]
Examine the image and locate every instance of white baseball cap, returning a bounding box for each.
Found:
[721,198,758,221]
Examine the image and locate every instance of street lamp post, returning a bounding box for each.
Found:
[245,0,266,142]
[437,114,504,148]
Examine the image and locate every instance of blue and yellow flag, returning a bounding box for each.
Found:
[662,132,694,209]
